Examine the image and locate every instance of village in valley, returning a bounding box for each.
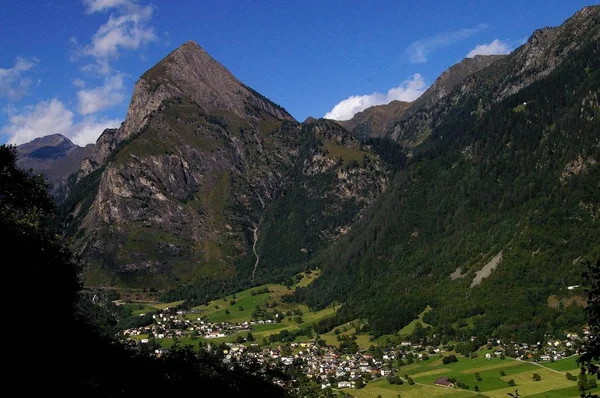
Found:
[124,307,588,388]
[114,270,596,397]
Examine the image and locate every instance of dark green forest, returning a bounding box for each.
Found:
[293,37,600,339]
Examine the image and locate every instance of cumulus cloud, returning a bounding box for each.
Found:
[76,0,156,74]
[467,39,512,57]
[3,99,121,146]
[0,57,39,100]
[324,73,427,121]
[406,24,487,64]
[77,73,125,115]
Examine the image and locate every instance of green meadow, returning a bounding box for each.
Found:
[127,270,339,347]
[345,355,592,398]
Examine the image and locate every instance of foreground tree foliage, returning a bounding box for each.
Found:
[1,144,287,396]
[579,259,600,398]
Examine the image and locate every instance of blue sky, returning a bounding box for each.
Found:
[0,0,592,146]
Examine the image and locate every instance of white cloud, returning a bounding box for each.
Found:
[324,73,427,121]
[77,73,125,115]
[0,57,39,100]
[83,0,132,13]
[71,116,122,145]
[72,78,86,88]
[467,39,512,57]
[3,99,121,146]
[406,24,487,64]
[76,0,157,74]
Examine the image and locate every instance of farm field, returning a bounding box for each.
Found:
[344,355,594,398]
[542,356,580,372]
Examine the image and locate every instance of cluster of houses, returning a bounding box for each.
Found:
[220,335,587,391]
[119,307,590,391]
[480,330,586,362]
[302,344,388,389]
[121,310,253,341]
[208,340,391,390]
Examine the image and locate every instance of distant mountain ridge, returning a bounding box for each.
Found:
[16,134,94,197]
[338,100,411,139]
[340,6,600,149]
[389,6,600,147]
[337,55,505,142]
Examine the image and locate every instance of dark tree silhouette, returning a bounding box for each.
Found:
[579,259,600,398]
[1,144,288,396]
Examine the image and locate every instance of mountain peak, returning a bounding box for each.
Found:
[81,40,296,174]
[17,134,76,157]
[67,39,297,173]
[175,40,208,55]
[22,134,73,148]
[180,39,202,48]
[16,133,94,195]
[120,40,294,143]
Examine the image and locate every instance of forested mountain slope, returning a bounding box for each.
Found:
[294,7,600,339]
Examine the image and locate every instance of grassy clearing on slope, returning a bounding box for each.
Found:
[321,326,374,350]
[410,358,538,392]
[487,367,575,397]
[526,385,588,397]
[188,271,324,323]
[398,305,432,335]
[322,142,367,167]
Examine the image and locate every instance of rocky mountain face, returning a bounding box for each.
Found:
[16,134,94,197]
[404,55,505,117]
[79,41,294,177]
[294,5,600,335]
[60,42,387,290]
[338,100,411,139]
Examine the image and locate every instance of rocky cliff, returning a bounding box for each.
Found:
[80,42,295,176]
[61,42,388,289]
